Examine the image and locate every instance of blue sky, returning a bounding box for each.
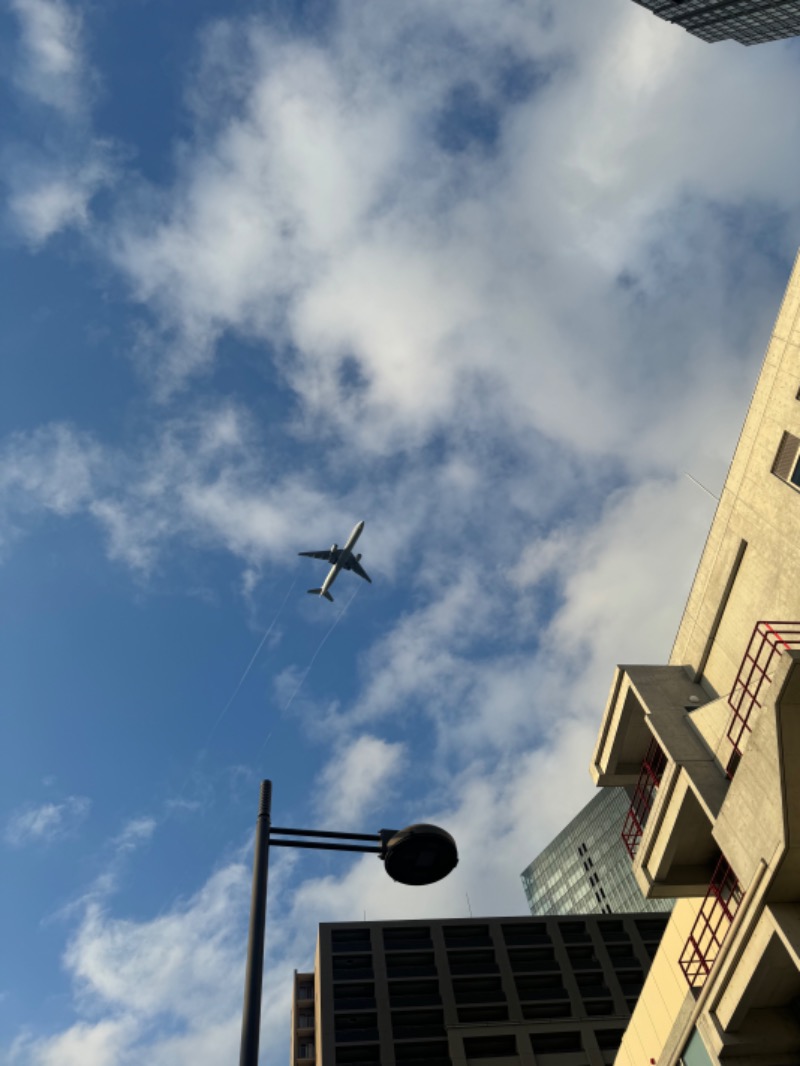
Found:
[2,0,800,1062]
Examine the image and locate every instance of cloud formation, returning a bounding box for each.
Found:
[5,795,90,846]
[315,734,407,828]
[9,0,86,113]
[4,0,115,244]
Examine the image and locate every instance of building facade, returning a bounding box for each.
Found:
[521,788,673,917]
[290,913,669,1066]
[590,253,800,1063]
[631,0,800,45]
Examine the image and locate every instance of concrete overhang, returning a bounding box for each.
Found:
[591,664,711,786]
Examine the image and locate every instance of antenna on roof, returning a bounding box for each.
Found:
[466,893,473,918]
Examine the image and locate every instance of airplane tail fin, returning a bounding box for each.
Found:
[308,588,334,602]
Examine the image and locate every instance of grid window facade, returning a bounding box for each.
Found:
[520,788,673,917]
[303,915,671,1066]
[630,0,800,45]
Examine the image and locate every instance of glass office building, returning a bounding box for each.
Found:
[521,788,672,916]
[630,0,800,45]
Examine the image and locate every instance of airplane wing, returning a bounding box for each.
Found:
[299,549,341,563]
[343,556,372,583]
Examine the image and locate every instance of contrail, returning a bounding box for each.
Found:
[258,586,359,757]
[201,578,296,751]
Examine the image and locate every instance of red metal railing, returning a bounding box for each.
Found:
[621,737,667,859]
[725,621,800,777]
[679,855,742,989]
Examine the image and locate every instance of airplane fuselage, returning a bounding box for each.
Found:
[300,520,370,601]
[320,520,364,598]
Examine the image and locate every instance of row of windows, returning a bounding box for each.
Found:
[332,1027,625,1065]
[331,972,644,1021]
[331,922,556,954]
[330,924,661,984]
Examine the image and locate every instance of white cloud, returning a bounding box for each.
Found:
[9,0,85,113]
[6,861,255,1066]
[315,735,407,829]
[5,796,90,847]
[111,818,157,855]
[8,155,113,245]
[66,865,246,1022]
[4,0,117,244]
[14,1019,137,1066]
[98,0,798,472]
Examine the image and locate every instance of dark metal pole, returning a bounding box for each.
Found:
[240,779,272,1066]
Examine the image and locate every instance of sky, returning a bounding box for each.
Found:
[1,0,799,1062]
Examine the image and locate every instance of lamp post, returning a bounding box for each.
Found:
[239,779,458,1066]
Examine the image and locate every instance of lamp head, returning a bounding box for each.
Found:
[379,824,458,886]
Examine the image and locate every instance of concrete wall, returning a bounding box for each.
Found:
[670,251,800,695]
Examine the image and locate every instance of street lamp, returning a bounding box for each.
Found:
[239,779,458,1066]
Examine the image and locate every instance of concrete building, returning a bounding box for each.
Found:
[290,913,670,1066]
[630,0,800,45]
[521,789,673,917]
[590,253,800,1063]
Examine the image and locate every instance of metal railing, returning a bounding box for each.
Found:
[621,737,667,858]
[678,855,742,989]
[725,621,800,777]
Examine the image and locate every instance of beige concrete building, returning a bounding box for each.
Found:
[590,253,800,1064]
[290,914,669,1066]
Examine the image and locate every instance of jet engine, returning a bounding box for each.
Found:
[330,543,338,553]
[355,553,362,561]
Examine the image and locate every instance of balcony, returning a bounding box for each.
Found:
[621,737,667,858]
[724,621,800,778]
[679,855,743,988]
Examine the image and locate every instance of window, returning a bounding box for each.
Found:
[332,928,370,946]
[530,1032,582,1054]
[522,1000,571,1021]
[772,430,800,487]
[502,923,549,946]
[384,926,432,950]
[391,1009,445,1040]
[463,1035,517,1059]
[385,952,436,978]
[394,1040,451,1063]
[444,924,491,948]
[335,1045,380,1065]
[335,1013,378,1035]
[334,983,375,1009]
[596,1029,625,1051]
[585,1000,614,1017]
[452,976,505,1004]
[332,956,373,980]
[457,1005,508,1023]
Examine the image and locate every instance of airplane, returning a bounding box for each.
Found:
[299,520,372,602]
